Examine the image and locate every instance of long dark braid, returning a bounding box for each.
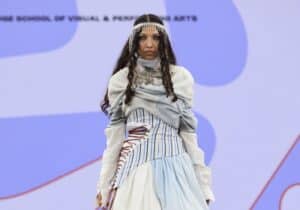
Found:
[124,30,140,104]
[159,29,178,102]
[100,14,178,115]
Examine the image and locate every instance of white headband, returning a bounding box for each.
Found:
[133,22,166,30]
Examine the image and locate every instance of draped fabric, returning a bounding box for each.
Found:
[107,64,196,132]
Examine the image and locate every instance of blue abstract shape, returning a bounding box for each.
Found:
[0,0,78,58]
[250,136,300,210]
[195,112,216,164]
[166,0,248,85]
[0,112,108,197]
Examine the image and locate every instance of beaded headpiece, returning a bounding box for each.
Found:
[128,21,169,54]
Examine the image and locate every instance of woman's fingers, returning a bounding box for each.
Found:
[96,193,102,207]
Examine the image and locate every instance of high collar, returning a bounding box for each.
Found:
[136,56,161,72]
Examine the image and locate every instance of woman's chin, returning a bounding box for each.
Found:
[141,55,157,60]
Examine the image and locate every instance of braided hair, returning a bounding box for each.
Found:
[101,14,178,115]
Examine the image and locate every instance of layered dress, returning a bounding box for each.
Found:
[96,57,215,210]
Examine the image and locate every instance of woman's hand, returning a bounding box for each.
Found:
[95,193,102,209]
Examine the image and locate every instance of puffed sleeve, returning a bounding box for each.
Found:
[177,67,216,202]
[96,68,128,207]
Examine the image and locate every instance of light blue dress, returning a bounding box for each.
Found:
[109,107,209,210]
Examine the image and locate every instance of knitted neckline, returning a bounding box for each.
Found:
[136,56,161,72]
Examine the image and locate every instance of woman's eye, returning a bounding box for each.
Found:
[153,35,160,40]
[139,36,147,40]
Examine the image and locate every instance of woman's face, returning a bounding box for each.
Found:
[137,25,160,60]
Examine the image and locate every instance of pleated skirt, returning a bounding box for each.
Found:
[111,152,209,210]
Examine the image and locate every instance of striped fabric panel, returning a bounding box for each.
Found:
[110,107,186,189]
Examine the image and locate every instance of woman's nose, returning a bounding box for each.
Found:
[145,38,154,47]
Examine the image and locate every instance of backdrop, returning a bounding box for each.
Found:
[0,0,299,210]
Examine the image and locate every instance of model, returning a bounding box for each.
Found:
[95,13,215,210]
